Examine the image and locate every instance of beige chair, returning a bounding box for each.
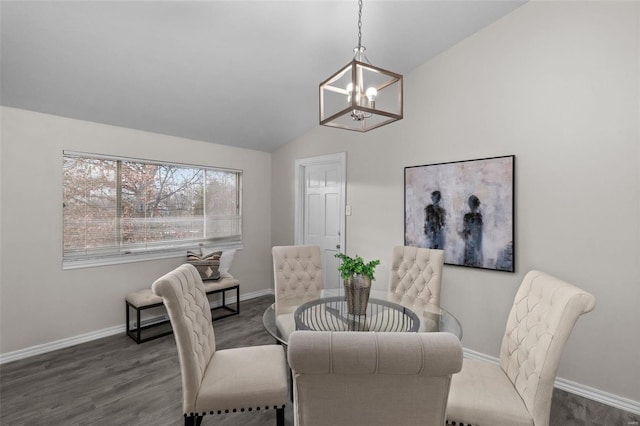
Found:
[272,245,324,340]
[288,330,463,426]
[152,264,288,426]
[389,245,444,308]
[446,270,596,426]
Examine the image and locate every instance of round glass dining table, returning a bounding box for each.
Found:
[262,288,462,345]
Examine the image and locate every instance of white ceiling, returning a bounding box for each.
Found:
[1,1,526,152]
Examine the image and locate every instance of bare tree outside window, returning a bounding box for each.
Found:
[63,157,118,252]
[63,153,241,265]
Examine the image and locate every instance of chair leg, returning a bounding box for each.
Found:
[184,415,203,426]
[276,406,285,426]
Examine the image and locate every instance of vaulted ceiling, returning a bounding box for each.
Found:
[1,1,526,152]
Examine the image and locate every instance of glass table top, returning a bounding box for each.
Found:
[262,288,462,345]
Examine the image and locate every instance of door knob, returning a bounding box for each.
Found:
[336,244,341,249]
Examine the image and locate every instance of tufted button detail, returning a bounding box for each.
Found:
[389,246,444,309]
[273,245,324,315]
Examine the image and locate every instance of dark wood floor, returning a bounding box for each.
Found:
[0,295,291,426]
[1,295,637,426]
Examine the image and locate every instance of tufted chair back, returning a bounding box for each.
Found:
[152,263,216,414]
[272,245,324,316]
[288,331,463,426]
[389,246,444,307]
[499,270,596,425]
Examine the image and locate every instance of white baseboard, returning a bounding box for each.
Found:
[0,288,273,365]
[0,324,124,365]
[463,347,640,416]
[553,377,640,416]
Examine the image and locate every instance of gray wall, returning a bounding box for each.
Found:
[0,107,272,354]
[271,1,640,402]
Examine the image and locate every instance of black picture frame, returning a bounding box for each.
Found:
[404,155,515,272]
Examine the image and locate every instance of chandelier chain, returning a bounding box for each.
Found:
[357,0,363,49]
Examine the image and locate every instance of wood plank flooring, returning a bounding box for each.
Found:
[0,295,291,426]
[1,295,637,425]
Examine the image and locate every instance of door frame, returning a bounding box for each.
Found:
[294,152,346,255]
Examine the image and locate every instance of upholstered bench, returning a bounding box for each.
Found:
[126,276,240,343]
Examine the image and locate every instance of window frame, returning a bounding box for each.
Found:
[62,151,243,270]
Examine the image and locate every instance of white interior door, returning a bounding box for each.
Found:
[295,153,346,290]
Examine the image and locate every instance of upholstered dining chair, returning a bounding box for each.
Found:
[446,270,596,426]
[152,264,288,426]
[288,330,463,426]
[389,245,445,306]
[272,245,324,340]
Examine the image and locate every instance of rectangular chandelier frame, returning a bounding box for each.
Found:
[319,59,403,132]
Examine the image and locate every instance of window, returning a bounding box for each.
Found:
[63,151,242,268]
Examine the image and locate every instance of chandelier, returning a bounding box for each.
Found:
[319,0,403,132]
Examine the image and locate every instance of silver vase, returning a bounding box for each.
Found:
[343,275,371,315]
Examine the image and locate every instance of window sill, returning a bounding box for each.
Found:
[62,243,243,270]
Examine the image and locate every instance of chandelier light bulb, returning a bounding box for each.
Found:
[346,82,353,103]
[365,87,377,101]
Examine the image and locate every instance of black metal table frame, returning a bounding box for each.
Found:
[294,296,420,333]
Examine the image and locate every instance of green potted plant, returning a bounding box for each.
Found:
[335,253,380,315]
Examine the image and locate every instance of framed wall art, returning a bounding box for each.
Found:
[404,155,515,272]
